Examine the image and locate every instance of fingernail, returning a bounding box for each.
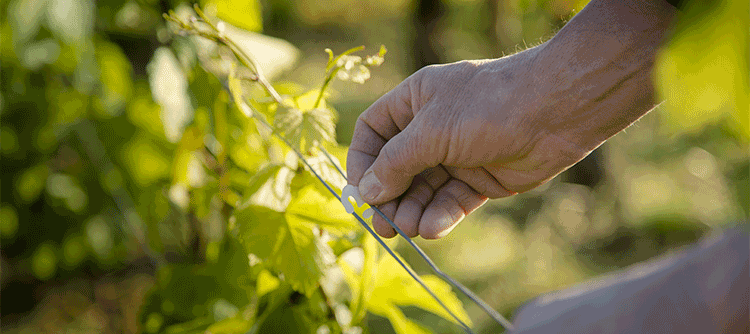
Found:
[436,214,454,231]
[433,215,457,239]
[359,171,382,202]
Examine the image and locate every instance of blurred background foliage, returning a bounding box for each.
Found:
[1,0,747,333]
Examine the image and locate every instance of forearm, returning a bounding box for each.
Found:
[531,0,677,151]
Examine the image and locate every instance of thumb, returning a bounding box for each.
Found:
[358,121,436,204]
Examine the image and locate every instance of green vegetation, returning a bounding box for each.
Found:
[1,0,746,333]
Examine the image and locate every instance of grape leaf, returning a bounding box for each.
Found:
[342,252,472,334]
[287,185,358,236]
[202,0,262,32]
[654,0,749,141]
[235,205,336,296]
[240,163,283,207]
[273,105,336,152]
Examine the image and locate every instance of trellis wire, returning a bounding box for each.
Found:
[319,148,515,332]
[237,100,475,334]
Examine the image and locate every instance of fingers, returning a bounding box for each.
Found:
[359,122,442,205]
[371,166,450,238]
[371,200,398,238]
[391,167,451,237]
[346,81,414,185]
[347,76,443,206]
[419,179,488,239]
[372,170,487,240]
[442,166,517,199]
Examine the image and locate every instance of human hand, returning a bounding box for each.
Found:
[346,47,593,239]
[347,0,674,239]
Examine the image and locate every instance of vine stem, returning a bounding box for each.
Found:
[313,68,337,109]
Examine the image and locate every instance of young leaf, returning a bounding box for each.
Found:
[339,234,378,326]
[286,185,358,236]
[364,254,472,333]
[325,45,365,73]
[244,165,294,211]
[240,163,283,207]
[202,0,263,33]
[274,105,336,152]
[235,205,336,296]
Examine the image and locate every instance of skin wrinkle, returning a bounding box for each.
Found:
[479,166,514,196]
[388,87,414,131]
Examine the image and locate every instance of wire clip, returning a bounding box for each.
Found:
[341,184,374,218]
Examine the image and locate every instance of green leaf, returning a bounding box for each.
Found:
[273,105,303,136]
[202,0,262,32]
[123,134,171,186]
[148,47,193,143]
[339,234,378,325]
[206,317,252,334]
[286,185,357,236]
[94,40,133,117]
[273,104,336,152]
[235,205,336,296]
[256,269,281,298]
[241,163,283,207]
[228,69,253,118]
[293,152,347,192]
[295,89,327,111]
[229,132,268,173]
[244,164,294,211]
[364,254,472,333]
[654,0,749,142]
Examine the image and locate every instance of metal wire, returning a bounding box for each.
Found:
[320,148,515,332]
[241,105,475,334]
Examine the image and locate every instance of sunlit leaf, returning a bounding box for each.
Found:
[655,0,749,142]
[229,132,267,173]
[220,23,300,80]
[273,105,304,136]
[213,91,230,163]
[228,69,254,118]
[123,134,171,186]
[171,126,204,187]
[295,89,326,111]
[274,105,336,152]
[203,0,263,32]
[16,164,49,203]
[286,185,357,236]
[235,205,336,296]
[127,83,166,140]
[365,254,472,333]
[94,41,133,117]
[240,163,283,207]
[245,165,294,211]
[148,47,193,143]
[207,317,252,334]
[339,235,378,325]
[31,242,58,280]
[45,0,94,45]
[8,0,47,45]
[256,269,281,298]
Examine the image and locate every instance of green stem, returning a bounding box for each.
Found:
[313,67,341,109]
